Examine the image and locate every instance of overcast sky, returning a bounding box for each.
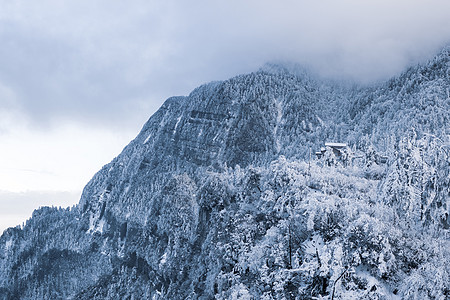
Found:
[1,0,450,232]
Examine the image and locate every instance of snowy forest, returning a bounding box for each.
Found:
[0,47,449,299]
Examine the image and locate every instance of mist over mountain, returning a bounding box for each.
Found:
[0,47,449,299]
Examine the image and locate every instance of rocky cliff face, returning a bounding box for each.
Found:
[1,47,449,299]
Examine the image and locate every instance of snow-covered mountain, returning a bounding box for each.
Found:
[0,47,449,299]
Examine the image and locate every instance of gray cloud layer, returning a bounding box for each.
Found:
[0,0,449,130]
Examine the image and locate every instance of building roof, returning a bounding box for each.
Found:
[325,142,347,148]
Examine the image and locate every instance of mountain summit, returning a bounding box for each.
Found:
[1,47,449,299]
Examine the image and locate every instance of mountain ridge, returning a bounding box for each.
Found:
[0,46,449,299]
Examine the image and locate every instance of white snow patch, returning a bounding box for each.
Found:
[231,283,252,300]
[316,115,324,126]
[144,134,152,144]
[160,252,167,264]
[355,267,401,300]
[411,148,422,162]
[123,185,130,194]
[4,239,13,251]
[88,214,106,234]
[159,252,168,268]
[303,234,324,256]
[88,214,96,232]
[93,219,105,234]
[153,290,162,300]
[212,131,220,142]
[173,116,182,135]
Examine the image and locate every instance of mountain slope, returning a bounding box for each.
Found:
[0,47,449,299]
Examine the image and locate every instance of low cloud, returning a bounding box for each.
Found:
[0,0,449,130]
